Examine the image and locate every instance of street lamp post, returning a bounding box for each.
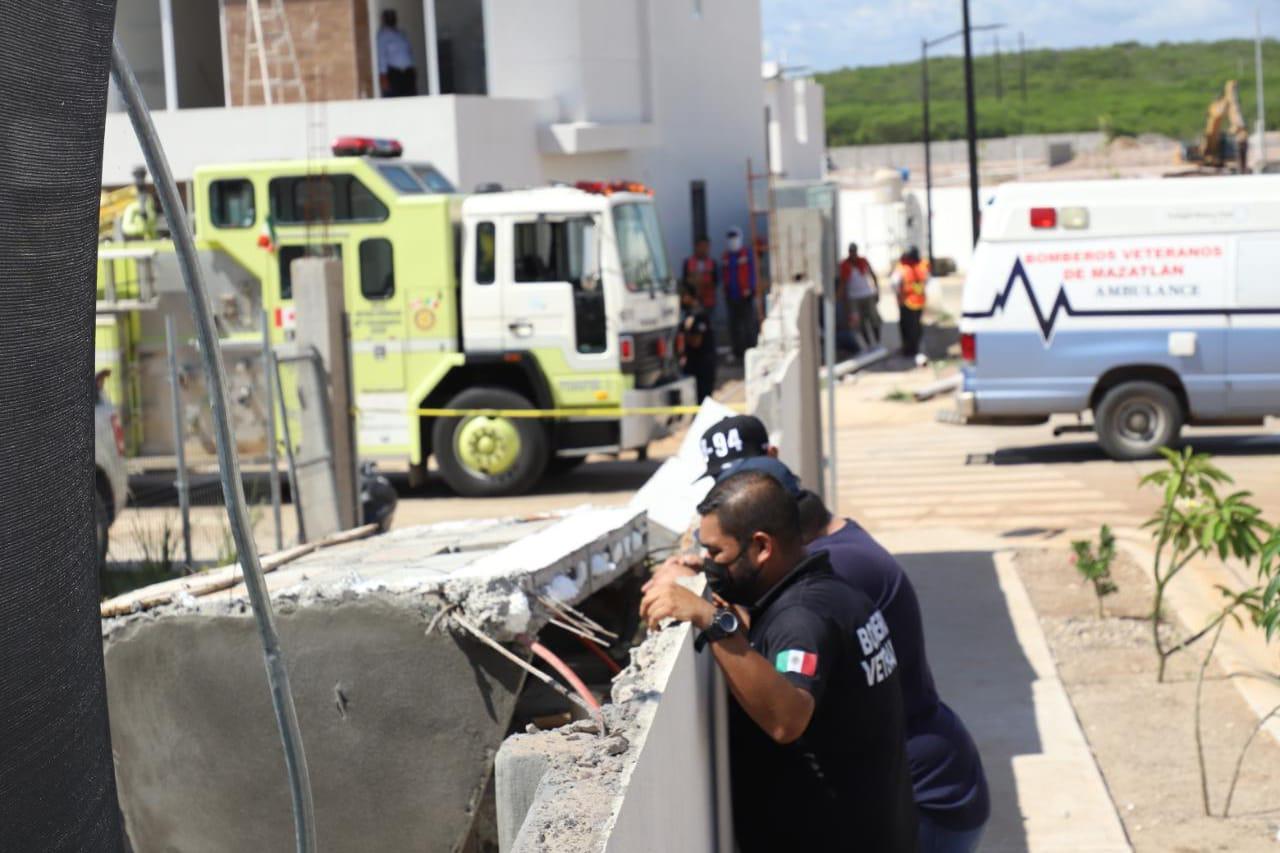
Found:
[920,21,1004,266]
[961,0,981,246]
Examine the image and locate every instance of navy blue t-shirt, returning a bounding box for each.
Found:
[808,521,990,831]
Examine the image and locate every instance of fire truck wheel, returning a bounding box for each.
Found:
[1095,380,1183,460]
[433,387,550,497]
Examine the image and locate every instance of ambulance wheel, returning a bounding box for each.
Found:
[1095,381,1182,460]
[433,387,549,497]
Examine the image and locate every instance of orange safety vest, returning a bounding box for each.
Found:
[898,260,929,311]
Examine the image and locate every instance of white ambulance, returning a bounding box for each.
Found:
[958,176,1280,459]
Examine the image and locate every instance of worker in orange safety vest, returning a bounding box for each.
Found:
[891,247,930,366]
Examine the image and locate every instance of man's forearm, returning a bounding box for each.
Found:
[710,634,814,744]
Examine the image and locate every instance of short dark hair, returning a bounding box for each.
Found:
[697,470,800,547]
[796,489,832,537]
[847,242,858,255]
[382,9,397,27]
[695,234,710,245]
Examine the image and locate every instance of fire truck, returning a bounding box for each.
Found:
[95,137,693,497]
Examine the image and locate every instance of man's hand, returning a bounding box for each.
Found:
[640,578,715,632]
[643,554,699,593]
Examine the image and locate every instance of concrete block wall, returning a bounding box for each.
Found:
[222,0,373,104]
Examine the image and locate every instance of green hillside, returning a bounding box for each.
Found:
[818,39,1280,146]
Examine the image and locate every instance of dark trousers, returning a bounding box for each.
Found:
[727,299,758,362]
[384,66,417,98]
[899,306,924,357]
[685,351,717,402]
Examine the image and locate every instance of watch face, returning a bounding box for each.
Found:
[714,610,739,634]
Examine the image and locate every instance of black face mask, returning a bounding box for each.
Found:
[703,544,760,605]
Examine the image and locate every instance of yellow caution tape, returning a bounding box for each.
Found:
[414,405,722,419]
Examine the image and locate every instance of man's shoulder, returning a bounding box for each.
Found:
[771,566,876,623]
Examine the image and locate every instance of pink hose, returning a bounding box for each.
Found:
[527,639,602,714]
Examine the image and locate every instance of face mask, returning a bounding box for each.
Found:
[726,236,743,252]
[702,544,760,605]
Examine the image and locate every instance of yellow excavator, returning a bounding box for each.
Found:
[1181,79,1250,172]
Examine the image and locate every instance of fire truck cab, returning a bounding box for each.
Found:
[95,139,693,497]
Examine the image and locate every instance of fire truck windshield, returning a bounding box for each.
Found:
[613,202,673,294]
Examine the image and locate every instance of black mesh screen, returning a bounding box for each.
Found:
[0,1,123,849]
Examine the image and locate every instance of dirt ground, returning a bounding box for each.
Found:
[1013,547,1280,852]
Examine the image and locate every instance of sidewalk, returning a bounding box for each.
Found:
[876,528,1131,853]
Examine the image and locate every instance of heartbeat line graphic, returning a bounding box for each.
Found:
[960,257,1280,344]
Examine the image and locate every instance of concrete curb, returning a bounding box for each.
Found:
[992,551,1133,853]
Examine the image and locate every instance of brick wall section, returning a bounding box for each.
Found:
[223,0,374,105]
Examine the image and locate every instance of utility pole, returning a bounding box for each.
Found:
[994,33,1003,100]
[921,39,934,266]
[921,21,1004,262]
[961,0,981,246]
[1257,5,1268,171]
[1019,31,1027,102]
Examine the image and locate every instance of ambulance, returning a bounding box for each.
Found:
[957,176,1280,459]
[95,137,693,497]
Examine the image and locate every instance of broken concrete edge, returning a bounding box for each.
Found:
[98,522,381,618]
[1114,536,1280,747]
[498,577,703,853]
[101,507,649,647]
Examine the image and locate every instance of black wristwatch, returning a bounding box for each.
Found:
[695,608,741,652]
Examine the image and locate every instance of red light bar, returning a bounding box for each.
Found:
[1029,207,1057,229]
[574,180,654,196]
[332,136,403,158]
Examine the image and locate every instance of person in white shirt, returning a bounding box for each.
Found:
[377,10,417,98]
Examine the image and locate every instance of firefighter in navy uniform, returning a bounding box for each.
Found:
[679,283,716,402]
[641,471,917,851]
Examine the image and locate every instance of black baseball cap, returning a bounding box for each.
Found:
[716,456,801,497]
[697,415,771,480]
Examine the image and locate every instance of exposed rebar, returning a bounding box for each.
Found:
[110,36,316,853]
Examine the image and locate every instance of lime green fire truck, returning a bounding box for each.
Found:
[95,137,693,497]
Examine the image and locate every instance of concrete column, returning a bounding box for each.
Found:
[293,258,359,532]
[159,0,178,110]
[423,0,441,95]
[495,738,552,852]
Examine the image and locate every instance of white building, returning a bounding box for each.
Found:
[104,0,768,265]
[762,62,826,182]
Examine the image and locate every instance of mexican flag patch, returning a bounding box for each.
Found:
[775,649,818,676]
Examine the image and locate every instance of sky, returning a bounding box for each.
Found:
[761,0,1271,71]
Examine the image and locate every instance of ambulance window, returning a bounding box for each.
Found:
[360,238,395,300]
[1236,238,1280,308]
[209,179,255,228]
[475,222,495,284]
[278,243,342,300]
[269,175,389,224]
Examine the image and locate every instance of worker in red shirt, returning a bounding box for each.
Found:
[722,227,758,363]
[840,242,881,349]
[683,235,719,312]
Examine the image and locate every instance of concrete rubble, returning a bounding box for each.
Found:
[101,507,648,852]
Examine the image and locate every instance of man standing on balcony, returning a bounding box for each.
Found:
[377,9,417,98]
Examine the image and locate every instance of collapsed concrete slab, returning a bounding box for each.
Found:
[101,508,647,852]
